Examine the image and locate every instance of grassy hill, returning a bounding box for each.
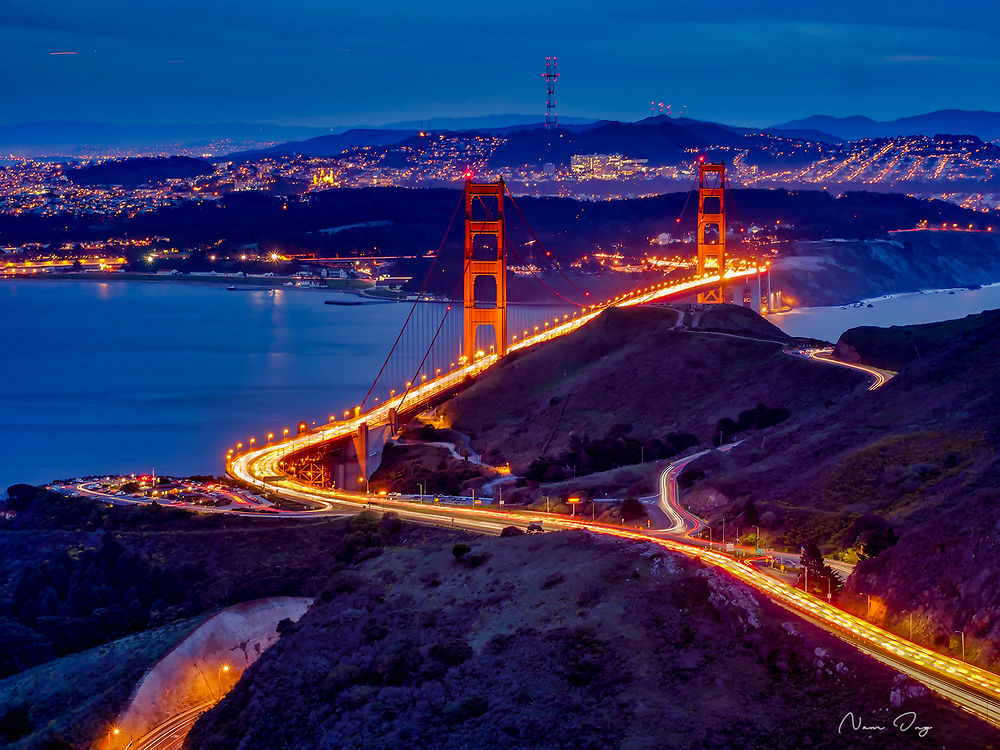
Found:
[185,531,998,749]
[441,304,862,471]
[684,309,1000,668]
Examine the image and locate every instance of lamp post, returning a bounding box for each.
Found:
[955,630,966,661]
[752,525,760,551]
[417,482,425,503]
[862,593,872,618]
[266,432,273,444]
[106,726,120,749]
[543,495,550,514]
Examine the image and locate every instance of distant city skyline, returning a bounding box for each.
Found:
[3,0,999,128]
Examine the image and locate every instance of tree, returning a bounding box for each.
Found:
[5,484,37,511]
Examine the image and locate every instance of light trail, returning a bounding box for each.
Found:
[801,347,896,390]
[223,319,1000,727]
[131,700,216,750]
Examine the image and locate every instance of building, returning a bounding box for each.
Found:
[570,154,648,180]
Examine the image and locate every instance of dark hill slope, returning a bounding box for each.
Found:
[687,310,1000,667]
[183,531,997,750]
[441,305,864,468]
[65,156,213,187]
[834,308,1000,371]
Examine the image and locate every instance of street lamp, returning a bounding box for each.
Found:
[543,495,550,513]
[862,593,872,618]
[752,525,760,551]
[954,630,966,661]
[106,726,120,749]
[417,482,425,503]
[266,432,273,444]
[282,428,289,438]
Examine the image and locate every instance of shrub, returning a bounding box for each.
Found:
[443,695,489,724]
[620,497,647,521]
[429,639,473,666]
[452,543,471,561]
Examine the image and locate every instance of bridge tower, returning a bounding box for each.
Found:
[463,179,507,363]
[696,160,726,303]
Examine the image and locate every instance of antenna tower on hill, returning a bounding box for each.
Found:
[544,57,559,131]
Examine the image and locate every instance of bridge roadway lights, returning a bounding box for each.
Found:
[243,268,765,489]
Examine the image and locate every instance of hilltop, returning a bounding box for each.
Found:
[440,304,862,472]
[185,530,997,749]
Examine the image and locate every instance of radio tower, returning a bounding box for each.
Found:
[543,57,559,131]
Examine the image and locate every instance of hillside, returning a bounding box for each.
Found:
[833,308,1000,371]
[773,233,1000,306]
[185,530,997,749]
[441,304,863,471]
[680,309,1000,668]
[0,618,199,748]
[0,487,466,683]
[65,156,215,187]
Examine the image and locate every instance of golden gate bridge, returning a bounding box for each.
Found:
[228,161,770,492]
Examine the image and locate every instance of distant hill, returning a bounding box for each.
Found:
[65,155,214,187]
[773,109,1000,142]
[0,121,329,157]
[223,128,418,161]
[484,116,750,167]
[377,113,600,131]
[222,116,833,165]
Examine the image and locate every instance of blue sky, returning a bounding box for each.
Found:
[2,0,998,127]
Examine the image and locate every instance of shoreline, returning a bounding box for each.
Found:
[0,272,418,299]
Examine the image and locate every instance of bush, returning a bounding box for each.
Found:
[5,484,37,511]
[443,695,489,724]
[500,526,524,537]
[452,543,471,561]
[429,639,473,666]
[620,497,647,521]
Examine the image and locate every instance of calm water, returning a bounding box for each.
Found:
[4,279,999,488]
[769,284,1000,343]
[0,281,411,487]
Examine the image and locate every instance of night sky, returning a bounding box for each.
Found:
[3,0,998,127]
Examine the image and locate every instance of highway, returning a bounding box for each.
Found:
[800,346,896,390]
[221,335,1000,730]
[131,701,216,750]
